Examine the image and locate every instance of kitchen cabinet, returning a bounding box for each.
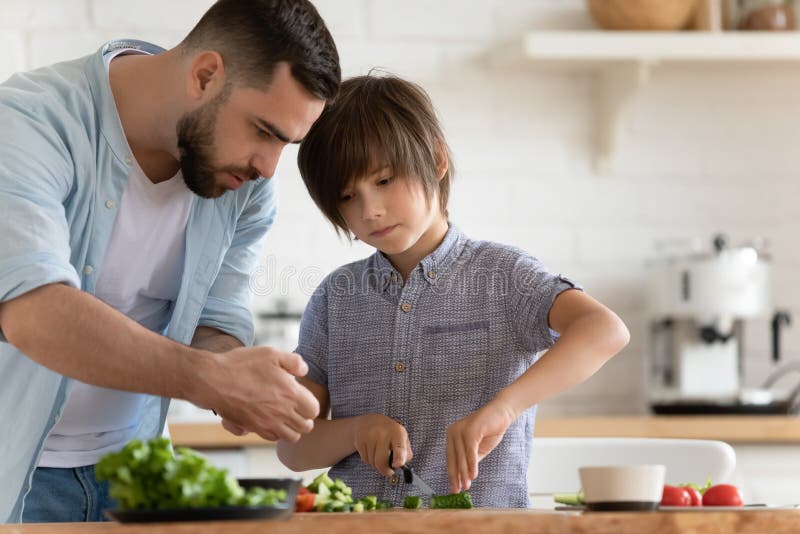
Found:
[497,31,800,173]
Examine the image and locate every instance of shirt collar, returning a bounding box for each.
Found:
[87,40,166,169]
[370,223,466,292]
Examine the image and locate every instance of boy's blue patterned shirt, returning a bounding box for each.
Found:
[296,224,580,508]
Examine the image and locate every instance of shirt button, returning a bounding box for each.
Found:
[401,303,411,313]
[83,265,94,275]
[391,273,398,283]
[394,362,406,373]
[105,200,116,209]
[428,271,436,279]
[125,156,132,165]
[389,474,399,485]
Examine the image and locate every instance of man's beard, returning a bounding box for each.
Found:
[176,88,258,199]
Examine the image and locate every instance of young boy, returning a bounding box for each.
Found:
[275,74,630,507]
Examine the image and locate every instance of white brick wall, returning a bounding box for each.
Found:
[0,31,25,76]
[311,0,367,39]
[2,0,800,415]
[367,0,496,40]
[91,0,211,33]
[0,0,88,29]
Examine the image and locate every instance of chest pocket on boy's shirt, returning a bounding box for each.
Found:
[419,320,490,408]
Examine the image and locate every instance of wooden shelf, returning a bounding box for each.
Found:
[535,415,800,443]
[169,416,800,449]
[502,31,800,174]
[523,31,800,62]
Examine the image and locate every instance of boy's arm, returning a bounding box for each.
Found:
[191,326,244,352]
[277,377,411,475]
[283,276,412,474]
[276,378,355,470]
[445,289,630,493]
[494,289,629,416]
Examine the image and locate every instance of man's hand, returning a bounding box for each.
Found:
[352,414,413,476]
[445,401,517,494]
[221,418,248,436]
[196,346,320,443]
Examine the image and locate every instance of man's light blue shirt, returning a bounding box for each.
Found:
[0,41,277,522]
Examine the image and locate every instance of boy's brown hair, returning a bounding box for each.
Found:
[297,73,453,235]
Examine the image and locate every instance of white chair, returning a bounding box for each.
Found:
[527,437,736,497]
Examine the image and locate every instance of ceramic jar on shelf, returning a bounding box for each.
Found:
[725,0,796,30]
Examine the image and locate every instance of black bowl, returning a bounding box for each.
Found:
[105,477,302,523]
[585,500,659,512]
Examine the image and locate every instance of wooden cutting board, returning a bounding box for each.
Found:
[6,508,800,534]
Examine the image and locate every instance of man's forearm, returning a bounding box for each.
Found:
[0,283,216,405]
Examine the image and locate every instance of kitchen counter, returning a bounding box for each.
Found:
[169,416,800,448]
[6,509,800,534]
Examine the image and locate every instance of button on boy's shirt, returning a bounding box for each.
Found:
[296,224,580,508]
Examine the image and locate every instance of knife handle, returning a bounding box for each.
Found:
[388,450,414,484]
[401,467,413,484]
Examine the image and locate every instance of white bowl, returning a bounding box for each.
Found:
[579,465,665,511]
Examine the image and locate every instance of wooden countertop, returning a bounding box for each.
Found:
[7,509,800,534]
[169,416,800,449]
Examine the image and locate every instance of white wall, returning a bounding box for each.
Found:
[4,0,800,416]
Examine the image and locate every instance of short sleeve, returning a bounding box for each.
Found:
[294,280,330,388]
[504,252,582,353]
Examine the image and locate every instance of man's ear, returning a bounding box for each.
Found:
[186,51,226,101]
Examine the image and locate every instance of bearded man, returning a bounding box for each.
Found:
[0,0,340,523]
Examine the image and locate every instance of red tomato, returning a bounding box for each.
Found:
[683,486,702,506]
[295,491,315,513]
[702,484,743,507]
[298,487,311,495]
[661,485,691,506]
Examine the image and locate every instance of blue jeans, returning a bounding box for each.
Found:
[21,465,117,523]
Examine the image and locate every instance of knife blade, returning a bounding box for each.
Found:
[401,465,435,497]
[389,450,435,497]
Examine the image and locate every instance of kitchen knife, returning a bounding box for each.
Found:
[389,450,435,497]
[401,465,435,498]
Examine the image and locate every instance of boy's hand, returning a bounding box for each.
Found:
[445,401,517,494]
[353,414,413,476]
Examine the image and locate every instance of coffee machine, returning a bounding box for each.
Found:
[647,234,796,414]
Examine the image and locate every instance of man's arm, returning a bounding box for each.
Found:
[0,283,209,401]
[0,283,319,441]
[191,325,245,435]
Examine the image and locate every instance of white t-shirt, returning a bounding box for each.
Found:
[39,49,194,468]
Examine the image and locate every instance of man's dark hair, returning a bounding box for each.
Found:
[179,0,340,100]
[297,73,453,236]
